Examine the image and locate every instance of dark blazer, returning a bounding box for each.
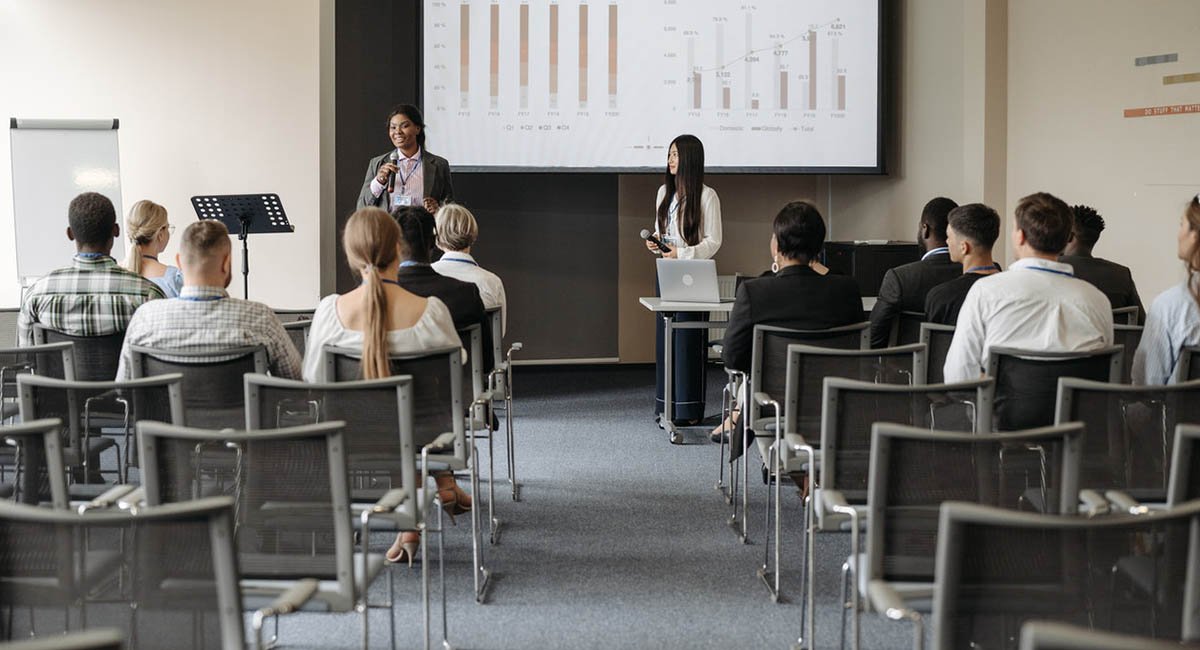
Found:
[721,265,863,373]
[924,272,990,326]
[397,264,492,371]
[357,148,454,209]
[1059,254,1144,323]
[868,252,961,348]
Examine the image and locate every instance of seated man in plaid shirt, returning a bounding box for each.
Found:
[18,192,165,346]
[115,219,302,380]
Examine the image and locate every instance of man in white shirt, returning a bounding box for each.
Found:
[943,191,1114,385]
[431,204,508,335]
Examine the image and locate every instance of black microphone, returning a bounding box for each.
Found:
[640,229,672,254]
[386,151,400,193]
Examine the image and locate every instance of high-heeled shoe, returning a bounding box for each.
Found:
[386,531,421,566]
[434,474,472,523]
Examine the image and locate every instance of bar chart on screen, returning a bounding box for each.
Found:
[424,0,880,170]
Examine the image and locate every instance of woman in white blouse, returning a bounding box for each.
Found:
[647,134,722,428]
[1132,195,1200,384]
[304,207,468,565]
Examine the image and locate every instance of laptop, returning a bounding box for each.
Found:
[656,258,729,303]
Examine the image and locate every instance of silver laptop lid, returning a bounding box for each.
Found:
[657,258,721,303]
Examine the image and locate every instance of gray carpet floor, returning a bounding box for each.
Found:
[276,364,921,650]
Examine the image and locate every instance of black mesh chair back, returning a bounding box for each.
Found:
[1175,346,1200,384]
[892,310,926,347]
[783,342,926,442]
[987,346,1122,432]
[919,323,956,386]
[0,343,75,418]
[1169,424,1200,507]
[138,420,352,591]
[245,374,417,503]
[128,345,267,429]
[0,496,244,649]
[0,308,19,348]
[271,308,315,323]
[1112,305,1140,326]
[32,327,124,383]
[0,419,67,508]
[282,320,311,359]
[867,422,1082,590]
[749,322,869,427]
[933,500,1200,649]
[18,374,183,491]
[1055,378,1200,502]
[1112,325,1143,384]
[0,629,125,650]
[822,378,993,508]
[325,345,465,458]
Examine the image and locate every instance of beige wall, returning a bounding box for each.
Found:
[0,0,324,308]
[1006,0,1200,302]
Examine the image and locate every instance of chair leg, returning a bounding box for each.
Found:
[839,560,850,650]
[757,446,782,601]
[468,425,490,604]
[794,492,812,650]
[439,507,452,649]
[505,384,519,502]
[488,422,500,545]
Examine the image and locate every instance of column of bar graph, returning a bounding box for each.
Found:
[607,5,617,109]
[489,4,499,109]
[460,4,470,108]
[549,4,559,108]
[715,21,726,109]
[579,4,588,108]
[519,4,529,108]
[807,30,817,110]
[744,14,754,110]
[687,38,698,109]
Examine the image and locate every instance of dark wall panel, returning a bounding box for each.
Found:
[335,1,619,360]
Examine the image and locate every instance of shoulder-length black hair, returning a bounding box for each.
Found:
[656,134,705,247]
[386,104,427,149]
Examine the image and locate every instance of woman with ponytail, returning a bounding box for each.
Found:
[124,200,183,297]
[1132,195,1200,384]
[303,207,465,563]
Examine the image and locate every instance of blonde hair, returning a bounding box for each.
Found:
[1186,196,1200,308]
[434,204,479,252]
[343,208,404,379]
[124,200,169,274]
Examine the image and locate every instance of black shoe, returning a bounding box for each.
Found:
[709,430,729,444]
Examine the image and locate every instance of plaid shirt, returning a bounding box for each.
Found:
[17,254,165,346]
[115,285,302,380]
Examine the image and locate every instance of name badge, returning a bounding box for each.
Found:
[393,194,414,207]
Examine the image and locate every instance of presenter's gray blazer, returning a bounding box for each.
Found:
[357,148,454,209]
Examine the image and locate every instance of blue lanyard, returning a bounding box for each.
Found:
[179,295,224,302]
[399,261,427,268]
[76,252,106,260]
[397,154,420,189]
[442,258,478,267]
[1022,265,1074,278]
[966,264,999,274]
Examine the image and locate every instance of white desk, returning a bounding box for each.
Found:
[640,295,876,444]
[640,298,734,444]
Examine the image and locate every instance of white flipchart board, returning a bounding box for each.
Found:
[9,118,125,284]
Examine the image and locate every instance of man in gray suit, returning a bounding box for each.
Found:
[1059,204,1144,323]
[357,104,454,212]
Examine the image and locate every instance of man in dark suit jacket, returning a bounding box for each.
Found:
[357,104,454,211]
[868,197,962,347]
[1059,204,1144,323]
[925,203,1002,326]
[392,206,493,374]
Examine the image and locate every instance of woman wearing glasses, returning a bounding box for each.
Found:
[357,103,455,213]
[124,199,183,298]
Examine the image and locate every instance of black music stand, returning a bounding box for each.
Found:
[190,194,294,299]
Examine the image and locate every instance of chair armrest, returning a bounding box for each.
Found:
[1079,489,1111,517]
[471,390,495,407]
[753,392,775,407]
[252,579,319,648]
[423,432,457,453]
[822,488,850,514]
[370,488,408,513]
[1104,490,1149,515]
[709,343,724,354]
[117,486,146,512]
[867,580,922,622]
[77,484,138,513]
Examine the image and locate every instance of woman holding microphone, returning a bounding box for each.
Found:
[357,104,454,212]
[648,134,722,434]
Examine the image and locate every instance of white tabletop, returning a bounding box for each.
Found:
[639,297,734,313]
[641,296,876,313]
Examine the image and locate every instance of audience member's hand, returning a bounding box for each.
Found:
[423,197,440,213]
[811,260,829,275]
[375,162,398,184]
